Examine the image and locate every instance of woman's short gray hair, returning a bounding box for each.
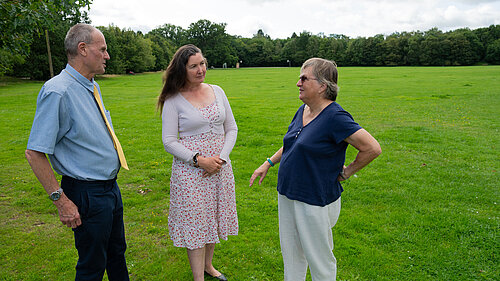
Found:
[64,23,97,58]
[301,58,339,101]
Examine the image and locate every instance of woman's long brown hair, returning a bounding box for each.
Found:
[157,44,202,113]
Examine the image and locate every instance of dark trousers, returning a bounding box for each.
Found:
[62,176,129,281]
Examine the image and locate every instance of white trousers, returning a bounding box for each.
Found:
[278,194,341,281]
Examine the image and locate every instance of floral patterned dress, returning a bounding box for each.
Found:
[168,101,238,250]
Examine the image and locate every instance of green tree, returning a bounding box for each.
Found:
[124,33,155,73]
[98,26,155,74]
[317,35,349,66]
[407,31,424,65]
[281,38,299,66]
[345,37,366,65]
[485,38,500,64]
[419,28,450,66]
[99,25,127,74]
[473,24,500,60]
[149,24,186,47]
[0,0,92,76]
[365,34,385,65]
[230,36,247,65]
[238,30,281,67]
[383,32,410,66]
[185,19,236,67]
[282,31,312,66]
[346,35,384,66]
[146,24,183,71]
[306,35,321,60]
[447,33,479,65]
[446,28,481,65]
[12,20,71,79]
[146,32,175,71]
[255,29,267,39]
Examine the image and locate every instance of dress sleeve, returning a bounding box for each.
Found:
[161,98,197,163]
[218,88,238,162]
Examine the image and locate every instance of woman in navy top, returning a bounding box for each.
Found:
[250,58,381,280]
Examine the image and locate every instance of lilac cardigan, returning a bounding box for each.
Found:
[161,84,238,164]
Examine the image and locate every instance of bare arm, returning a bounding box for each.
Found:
[339,129,382,181]
[249,147,283,186]
[25,149,81,228]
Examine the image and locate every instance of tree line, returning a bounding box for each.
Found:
[2,2,500,80]
[1,0,92,78]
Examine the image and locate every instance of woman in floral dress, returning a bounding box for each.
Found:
[158,44,238,281]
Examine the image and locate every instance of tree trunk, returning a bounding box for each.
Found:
[45,29,54,78]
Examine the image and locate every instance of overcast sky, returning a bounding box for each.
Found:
[88,0,500,39]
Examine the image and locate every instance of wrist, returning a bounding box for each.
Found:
[193,153,200,167]
[49,187,63,201]
[339,170,348,180]
[266,158,275,167]
[53,195,69,208]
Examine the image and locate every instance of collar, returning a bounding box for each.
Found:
[64,64,96,93]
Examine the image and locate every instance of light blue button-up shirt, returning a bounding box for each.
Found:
[27,64,120,180]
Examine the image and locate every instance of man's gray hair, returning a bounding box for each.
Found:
[64,23,97,58]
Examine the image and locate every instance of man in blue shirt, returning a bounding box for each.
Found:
[25,23,129,280]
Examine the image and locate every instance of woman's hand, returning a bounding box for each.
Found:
[249,162,271,187]
[198,156,224,177]
[340,129,382,181]
[249,148,283,187]
[337,165,348,181]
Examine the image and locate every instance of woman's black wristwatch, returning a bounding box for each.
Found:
[193,153,200,167]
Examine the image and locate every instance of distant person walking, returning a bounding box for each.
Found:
[250,58,381,280]
[158,44,238,281]
[25,23,130,280]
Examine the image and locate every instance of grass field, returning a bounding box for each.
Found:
[0,66,499,280]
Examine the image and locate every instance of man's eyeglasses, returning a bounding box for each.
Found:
[299,75,317,82]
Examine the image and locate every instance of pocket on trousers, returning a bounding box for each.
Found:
[74,189,90,219]
[63,186,89,219]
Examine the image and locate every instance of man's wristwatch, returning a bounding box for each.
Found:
[49,188,63,201]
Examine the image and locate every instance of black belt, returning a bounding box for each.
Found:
[62,176,117,187]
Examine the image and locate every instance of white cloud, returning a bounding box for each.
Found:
[87,0,500,38]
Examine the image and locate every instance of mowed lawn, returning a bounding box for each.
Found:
[0,66,498,280]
